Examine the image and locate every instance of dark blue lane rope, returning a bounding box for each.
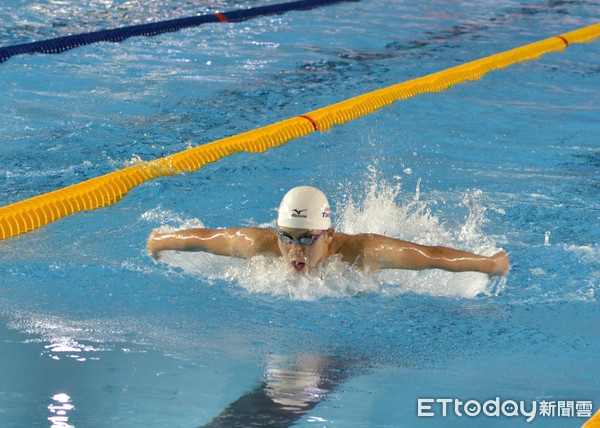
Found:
[0,0,358,64]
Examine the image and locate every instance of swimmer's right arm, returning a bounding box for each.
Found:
[146,228,278,260]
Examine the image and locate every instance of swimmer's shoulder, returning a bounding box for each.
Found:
[330,232,371,266]
[237,227,279,256]
[332,232,401,270]
[331,231,371,248]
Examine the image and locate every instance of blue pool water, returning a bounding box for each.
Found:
[1,0,599,426]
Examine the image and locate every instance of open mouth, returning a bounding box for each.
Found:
[291,261,306,272]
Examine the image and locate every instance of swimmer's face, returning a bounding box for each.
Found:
[277,226,333,273]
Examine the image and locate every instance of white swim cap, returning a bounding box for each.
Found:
[277,186,331,230]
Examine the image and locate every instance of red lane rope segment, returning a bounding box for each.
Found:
[299,115,319,131]
[214,13,228,23]
[557,35,570,46]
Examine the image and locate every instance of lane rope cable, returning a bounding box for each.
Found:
[1,23,599,240]
[0,0,357,64]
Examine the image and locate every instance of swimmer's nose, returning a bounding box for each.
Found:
[289,244,306,258]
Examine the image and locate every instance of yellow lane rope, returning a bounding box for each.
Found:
[1,23,599,240]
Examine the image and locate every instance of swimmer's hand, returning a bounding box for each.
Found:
[146,231,162,260]
[489,251,510,277]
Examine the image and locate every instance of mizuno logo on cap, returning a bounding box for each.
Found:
[291,209,308,218]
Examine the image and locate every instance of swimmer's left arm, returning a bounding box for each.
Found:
[360,234,509,276]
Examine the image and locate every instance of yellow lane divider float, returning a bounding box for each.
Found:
[1,23,599,240]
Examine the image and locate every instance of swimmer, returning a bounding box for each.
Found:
[146,186,509,276]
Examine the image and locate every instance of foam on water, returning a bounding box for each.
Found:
[149,167,506,301]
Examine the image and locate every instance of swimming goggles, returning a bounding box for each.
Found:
[277,229,326,246]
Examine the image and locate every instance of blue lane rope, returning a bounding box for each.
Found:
[0,0,357,64]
